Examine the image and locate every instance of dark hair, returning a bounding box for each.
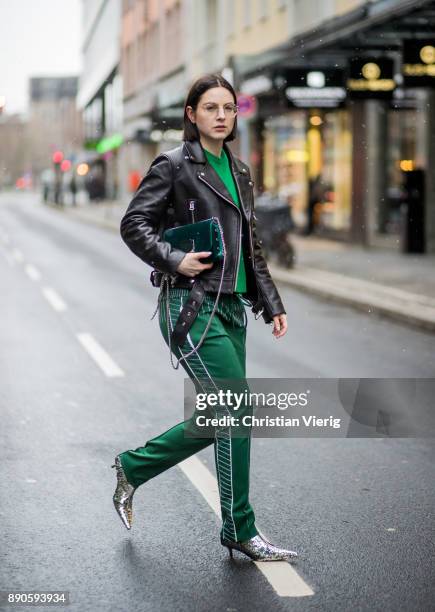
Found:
[182,73,238,142]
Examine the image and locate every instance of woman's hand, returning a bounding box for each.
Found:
[176,251,214,277]
[272,313,287,338]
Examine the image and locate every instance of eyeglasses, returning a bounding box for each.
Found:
[200,103,239,116]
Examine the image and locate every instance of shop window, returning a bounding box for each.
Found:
[263,109,352,234]
[384,109,417,236]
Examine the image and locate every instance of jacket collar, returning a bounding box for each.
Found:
[183,140,251,218]
[183,139,245,175]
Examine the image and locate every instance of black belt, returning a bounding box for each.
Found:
[169,279,206,347]
[151,269,265,329]
[151,270,206,347]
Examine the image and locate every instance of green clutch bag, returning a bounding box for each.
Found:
[163,217,224,264]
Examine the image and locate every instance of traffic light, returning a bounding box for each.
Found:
[52,150,64,165]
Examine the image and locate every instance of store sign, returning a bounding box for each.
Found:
[135,128,183,143]
[403,40,435,87]
[274,68,346,108]
[240,75,272,96]
[390,87,419,110]
[347,58,395,99]
[95,133,123,154]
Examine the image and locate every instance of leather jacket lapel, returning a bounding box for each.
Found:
[231,170,252,220]
[200,164,237,209]
[184,140,251,219]
[225,145,252,220]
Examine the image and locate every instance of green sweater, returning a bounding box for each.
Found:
[204,148,247,294]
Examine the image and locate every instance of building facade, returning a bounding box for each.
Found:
[28,77,82,185]
[78,0,123,200]
[234,0,435,252]
[115,0,435,253]
[0,113,32,188]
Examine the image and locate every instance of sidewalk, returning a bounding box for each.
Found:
[61,199,435,333]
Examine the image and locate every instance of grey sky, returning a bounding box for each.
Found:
[0,0,82,115]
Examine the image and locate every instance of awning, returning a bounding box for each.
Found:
[235,0,435,80]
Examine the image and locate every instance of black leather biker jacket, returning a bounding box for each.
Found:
[119,139,286,324]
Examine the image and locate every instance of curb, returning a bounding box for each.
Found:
[269,264,435,333]
[54,204,122,234]
[54,204,435,333]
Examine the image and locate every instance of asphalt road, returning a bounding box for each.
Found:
[1,192,434,612]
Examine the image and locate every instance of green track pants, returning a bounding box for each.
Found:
[118,288,259,543]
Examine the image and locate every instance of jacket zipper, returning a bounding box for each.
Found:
[197,174,241,292]
[189,200,195,224]
[230,170,255,267]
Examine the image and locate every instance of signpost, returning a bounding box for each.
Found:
[237,94,257,119]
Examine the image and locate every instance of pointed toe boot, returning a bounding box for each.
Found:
[221,534,298,562]
[111,455,136,530]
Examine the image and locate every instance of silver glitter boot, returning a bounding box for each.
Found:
[221,534,298,562]
[111,455,136,530]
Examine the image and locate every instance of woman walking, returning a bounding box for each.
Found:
[112,74,297,562]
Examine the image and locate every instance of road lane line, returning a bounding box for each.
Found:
[25,264,41,281]
[178,454,222,511]
[42,287,67,312]
[178,455,314,598]
[76,332,124,377]
[255,562,314,597]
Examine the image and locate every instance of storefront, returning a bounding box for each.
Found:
[120,104,184,201]
[242,69,353,237]
[383,92,423,238]
[82,71,124,201]
[261,109,352,236]
[235,0,435,252]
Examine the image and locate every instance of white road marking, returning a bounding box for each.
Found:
[178,455,314,598]
[25,264,41,281]
[255,562,314,597]
[42,287,67,312]
[11,247,24,262]
[178,454,221,511]
[76,332,124,377]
